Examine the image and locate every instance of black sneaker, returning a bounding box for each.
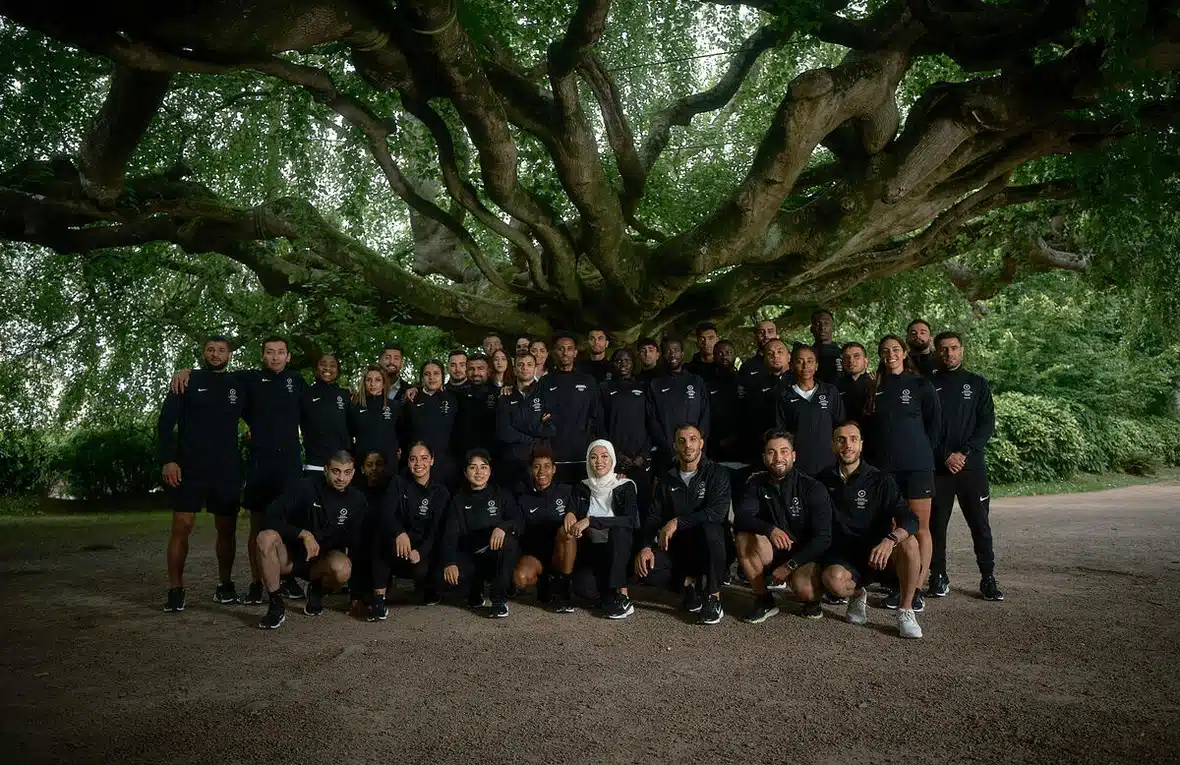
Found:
[801,600,823,620]
[258,596,285,629]
[212,582,239,604]
[423,588,442,606]
[682,583,703,613]
[912,589,925,613]
[822,592,848,606]
[536,574,553,604]
[744,594,779,624]
[282,576,305,600]
[698,594,724,625]
[720,571,733,587]
[164,587,186,613]
[927,572,950,598]
[467,586,489,609]
[980,576,1005,601]
[489,600,509,618]
[303,582,324,616]
[883,589,900,609]
[242,581,265,605]
[605,594,634,620]
[367,594,388,622]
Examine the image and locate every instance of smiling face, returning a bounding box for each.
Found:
[448,354,467,382]
[469,358,489,384]
[613,350,634,378]
[465,456,491,489]
[763,437,796,479]
[531,455,555,490]
[316,354,339,384]
[879,337,906,374]
[833,423,863,465]
[326,457,355,491]
[422,363,444,391]
[203,340,231,371]
[379,348,402,376]
[588,445,613,478]
[262,340,289,373]
[662,340,684,371]
[529,340,549,369]
[482,335,502,356]
[408,444,433,481]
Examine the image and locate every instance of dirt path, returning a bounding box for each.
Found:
[2,483,1179,764]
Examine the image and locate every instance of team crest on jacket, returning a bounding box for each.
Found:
[818,394,828,409]
[686,385,696,399]
[487,500,498,515]
[962,384,973,400]
[418,498,429,516]
[900,389,912,404]
[737,385,746,399]
[531,397,541,412]
[228,388,238,404]
[555,498,565,511]
[790,496,801,517]
[575,384,587,392]
[855,489,867,509]
[440,400,451,415]
[337,507,349,524]
[336,395,345,410]
[632,389,643,396]
[286,378,294,393]
[696,484,706,499]
[486,394,497,409]
[382,408,392,420]
[836,358,843,372]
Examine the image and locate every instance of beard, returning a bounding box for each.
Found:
[206,360,229,372]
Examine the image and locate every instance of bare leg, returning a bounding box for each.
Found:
[554,528,577,576]
[310,551,352,588]
[247,511,264,583]
[893,537,921,610]
[167,513,196,588]
[736,532,774,595]
[790,562,822,602]
[257,530,291,592]
[909,498,932,585]
[513,555,543,589]
[213,515,237,584]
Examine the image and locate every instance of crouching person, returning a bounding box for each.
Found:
[256,451,368,629]
[439,450,521,618]
[569,439,639,619]
[368,442,451,621]
[513,446,577,612]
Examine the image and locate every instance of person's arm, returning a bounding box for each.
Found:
[732,476,774,535]
[417,486,450,562]
[698,379,711,441]
[922,380,942,459]
[379,479,406,538]
[678,465,731,528]
[495,397,533,445]
[965,377,995,457]
[641,480,666,544]
[439,496,462,566]
[785,483,833,568]
[588,378,604,441]
[587,482,639,529]
[348,494,370,554]
[263,483,307,545]
[497,491,521,534]
[156,390,182,466]
[830,383,847,426]
[645,384,669,454]
[885,476,919,537]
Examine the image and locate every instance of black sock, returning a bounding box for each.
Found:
[268,588,282,602]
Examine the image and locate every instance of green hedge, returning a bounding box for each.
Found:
[57,424,158,500]
[0,429,56,495]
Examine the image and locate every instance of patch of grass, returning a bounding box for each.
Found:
[994,467,1180,497]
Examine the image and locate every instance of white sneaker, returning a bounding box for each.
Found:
[845,589,868,625]
[897,608,922,639]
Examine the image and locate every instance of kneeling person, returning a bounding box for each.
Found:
[569,439,640,619]
[818,422,923,639]
[735,430,833,623]
[513,447,578,612]
[255,451,368,629]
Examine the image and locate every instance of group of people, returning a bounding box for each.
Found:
[157,312,1002,639]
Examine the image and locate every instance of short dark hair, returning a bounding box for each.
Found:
[586,326,608,337]
[468,353,489,364]
[419,359,444,376]
[660,335,683,350]
[261,335,288,350]
[483,332,501,341]
[465,448,493,466]
[326,450,355,466]
[810,309,833,322]
[636,336,658,350]
[530,444,555,463]
[841,341,867,355]
[934,331,962,347]
[695,322,717,335]
[907,318,931,333]
[833,420,863,437]
[673,422,702,440]
[448,349,468,361]
[762,428,795,449]
[383,343,404,354]
[552,330,577,345]
[204,334,231,347]
[714,339,734,350]
[515,334,532,345]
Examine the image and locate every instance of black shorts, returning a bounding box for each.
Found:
[520,522,561,565]
[890,469,934,500]
[243,460,302,513]
[284,540,312,580]
[821,535,881,585]
[170,475,240,516]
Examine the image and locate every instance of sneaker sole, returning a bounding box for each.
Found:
[258,613,286,630]
[846,615,868,625]
[489,611,509,619]
[555,606,576,614]
[927,590,949,598]
[303,605,323,617]
[366,613,388,622]
[743,606,779,624]
[766,583,788,592]
[699,610,724,625]
[899,629,923,639]
[163,605,185,612]
[684,604,703,613]
[607,604,635,620]
[983,594,1005,601]
[802,610,823,620]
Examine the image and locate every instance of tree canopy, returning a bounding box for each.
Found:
[1,0,1178,417]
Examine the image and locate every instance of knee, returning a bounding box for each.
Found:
[256,530,281,553]
[822,567,853,596]
[513,565,536,589]
[899,535,920,559]
[791,570,817,602]
[329,556,352,585]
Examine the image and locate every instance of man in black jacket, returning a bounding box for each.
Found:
[646,337,710,472]
[299,353,350,473]
[776,346,845,476]
[735,430,833,623]
[545,333,602,482]
[907,319,937,377]
[929,332,1003,602]
[686,322,720,382]
[837,342,874,425]
[157,335,245,613]
[453,354,500,461]
[255,451,368,629]
[635,424,730,625]
[580,328,614,383]
[809,310,844,385]
[739,338,792,464]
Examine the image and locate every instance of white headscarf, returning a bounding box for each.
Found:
[582,439,633,518]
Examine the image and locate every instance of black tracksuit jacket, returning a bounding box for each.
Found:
[516,482,575,528]
[739,368,791,460]
[579,357,614,383]
[402,389,458,463]
[440,485,521,564]
[542,369,602,463]
[734,469,833,567]
[454,383,500,458]
[240,368,304,465]
[812,341,844,385]
[299,380,351,467]
[930,366,995,473]
[601,377,651,463]
[775,381,845,476]
[349,394,402,469]
[817,462,918,541]
[706,368,742,463]
[908,350,937,378]
[496,384,557,466]
[864,372,941,472]
[156,367,244,476]
[572,481,641,529]
[380,475,450,561]
[646,370,711,459]
[837,372,874,426]
[643,458,731,544]
[263,477,368,553]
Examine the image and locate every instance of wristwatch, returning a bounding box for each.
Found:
[786,559,799,571]
[886,532,900,544]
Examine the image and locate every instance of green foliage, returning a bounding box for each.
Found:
[986,393,1087,483]
[56,423,158,500]
[0,428,55,496]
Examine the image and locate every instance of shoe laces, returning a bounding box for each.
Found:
[898,609,918,624]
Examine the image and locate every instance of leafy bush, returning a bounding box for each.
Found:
[57,423,157,500]
[0,428,56,496]
[987,393,1087,483]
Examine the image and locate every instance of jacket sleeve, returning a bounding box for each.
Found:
[156,391,182,465]
[787,482,833,567]
[439,496,463,566]
[497,490,521,534]
[678,466,731,529]
[830,384,847,425]
[732,476,774,535]
[698,380,712,441]
[588,379,604,441]
[885,476,919,537]
[641,479,666,545]
[587,482,640,529]
[379,478,406,538]
[645,384,670,454]
[348,494,370,553]
[264,483,307,545]
[495,398,532,446]
[416,486,450,562]
[965,377,995,456]
[921,380,942,458]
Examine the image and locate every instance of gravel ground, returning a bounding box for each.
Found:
[2,482,1179,765]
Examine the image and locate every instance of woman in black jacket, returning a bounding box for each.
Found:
[349,365,401,473]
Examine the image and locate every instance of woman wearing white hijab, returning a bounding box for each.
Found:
[567,439,640,619]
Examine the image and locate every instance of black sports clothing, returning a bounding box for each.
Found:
[646,370,710,466]
[572,480,640,531]
[863,372,940,472]
[440,485,521,602]
[890,469,934,500]
[542,369,602,464]
[579,357,614,383]
[496,384,556,483]
[299,380,351,468]
[171,478,240,516]
[734,470,833,569]
[379,475,451,564]
[601,377,651,467]
[642,459,730,593]
[837,373,874,426]
[908,350,937,378]
[706,369,742,463]
[263,476,368,555]
[403,389,459,484]
[817,462,917,585]
[738,368,791,462]
[812,341,844,385]
[639,524,729,596]
[517,482,575,562]
[931,469,995,578]
[931,366,995,473]
[686,354,718,383]
[240,368,304,512]
[454,382,500,462]
[775,381,845,476]
[349,394,402,471]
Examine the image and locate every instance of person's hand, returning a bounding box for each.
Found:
[501,386,514,397]
[395,532,412,559]
[658,518,678,551]
[572,517,591,539]
[562,512,578,535]
[617,454,633,471]
[444,564,460,586]
[946,452,967,473]
[243,428,252,442]
[490,527,506,551]
[868,538,895,570]
[162,462,182,488]
[768,527,793,551]
[771,564,792,584]
[169,368,192,394]
[408,549,421,565]
[541,413,551,422]
[635,547,656,578]
[632,454,645,468]
[405,387,419,402]
[301,532,321,561]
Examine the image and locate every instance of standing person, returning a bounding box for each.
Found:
[635,337,664,383]
[580,327,614,383]
[255,451,368,629]
[600,348,652,505]
[545,332,602,483]
[818,422,923,639]
[157,335,245,612]
[514,335,532,358]
[299,353,351,474]
[453,354,500,462]
[379,343,408,401]
[569,439,640,619]
[776,346,845,476]
[402,360,459,487]
[837,342,874,425]
[496,353,555,487]
[482,333,503,358]
[439,450,521,618]
[634,424,730,625]
[739,319,779,381]
[706,341,742,466]
[446,350,470,393]
[349,366,401,473]
[734,430,833,622]
[864,335,940,612]
[645,337,710,472]
[687,322,720,382]
[512,447,577,611]
[906,319,937,377]
[739,338,792,465]
[489,348,515,389]
[929,332,1003,601]
[368,442,450,620]
[529,338,551,377]
[810,310,844,385]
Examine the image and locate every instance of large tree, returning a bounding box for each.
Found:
[1,0,1178,344]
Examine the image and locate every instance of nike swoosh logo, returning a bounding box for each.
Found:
[549,386,557,391]
[197,388,208,392]
[359,409,367,413]
[875,392,884,396]
[935,387,943,392]
[312,397,321,402]
[661,387,671,392]
[979,495,989,502]
[464,505,472,510]
[312,503,321,507]
[788,398,800,402]
[260,379,270,383]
